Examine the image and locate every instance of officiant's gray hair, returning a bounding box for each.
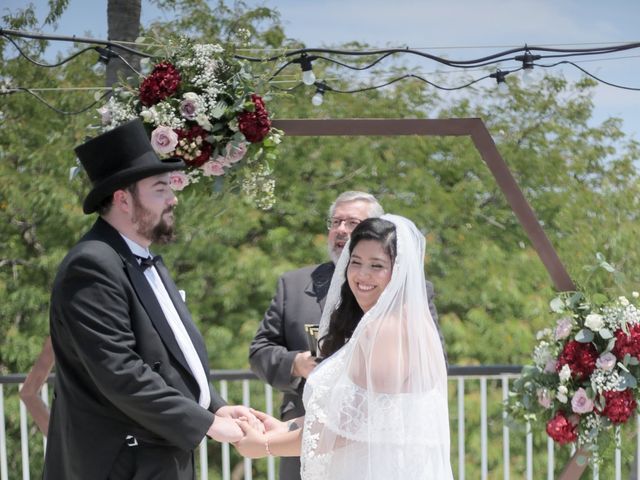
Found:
[328,191,384,218]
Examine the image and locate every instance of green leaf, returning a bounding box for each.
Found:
[599,328,613,339]
[550,297,565,313]
[621,372,637,389]
[575,329,594,343]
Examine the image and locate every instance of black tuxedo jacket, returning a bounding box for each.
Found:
[43,218,226,480]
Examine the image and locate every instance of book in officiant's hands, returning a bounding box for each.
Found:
[304,324,321,359]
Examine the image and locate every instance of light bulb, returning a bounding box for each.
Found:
[522,67,535,86]
[311,92,324,106]
[302,69,316,86]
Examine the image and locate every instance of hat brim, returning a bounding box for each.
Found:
[83,153,186,214]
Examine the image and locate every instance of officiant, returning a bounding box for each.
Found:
[249,191,388,479]
[44,119,259,480]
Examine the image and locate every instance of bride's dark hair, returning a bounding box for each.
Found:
[319,217,396,358]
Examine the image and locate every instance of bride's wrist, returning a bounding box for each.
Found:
[265,436,273,457]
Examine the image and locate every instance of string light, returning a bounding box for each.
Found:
[490,69,510,92]
[2,28,640,113]
[311,82,327,106]
[295,54,317,86]
[515,49,541,85]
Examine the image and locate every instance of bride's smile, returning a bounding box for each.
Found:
[347,239,393,312]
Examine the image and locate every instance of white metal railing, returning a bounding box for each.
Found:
[1,366,639,479]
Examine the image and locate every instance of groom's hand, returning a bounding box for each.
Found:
[216,405,265,433]
[207,415,243,443]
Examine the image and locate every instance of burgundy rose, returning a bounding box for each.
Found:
[546,411,578,444]
[175,126,212,168]
[599,389,637,424]
[612,323,640,361]
[139,61,182,107]
[556,340,598,381]
[237,93,271,143]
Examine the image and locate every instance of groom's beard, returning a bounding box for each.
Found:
[132,196,176,245]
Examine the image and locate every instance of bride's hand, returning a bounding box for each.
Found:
[233,419,269,459]
[250,408,289,434]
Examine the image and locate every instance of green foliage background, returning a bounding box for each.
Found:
[2,1,640,478]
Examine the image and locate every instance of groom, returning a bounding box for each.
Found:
[44,119,253,480]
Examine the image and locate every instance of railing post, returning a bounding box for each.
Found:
[0,385,8,480]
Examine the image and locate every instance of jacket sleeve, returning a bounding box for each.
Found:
[249,275,302,393]
[52,250,214,451]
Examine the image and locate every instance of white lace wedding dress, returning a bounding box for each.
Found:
[300,215,453,480]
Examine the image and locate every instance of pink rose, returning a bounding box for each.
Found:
[180,92,199,120]
[571,388,594,414]
[169,171,189,191]
[151,126,179,155]
[554,317,573,340]
[202,160,225,177]
[544,359,557,373]
[537,388,552,409]
[596,352,617,371]
[224,142,248,164]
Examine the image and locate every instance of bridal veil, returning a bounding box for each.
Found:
[301,214,453,479]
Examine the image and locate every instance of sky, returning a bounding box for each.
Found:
[3,0,640,140]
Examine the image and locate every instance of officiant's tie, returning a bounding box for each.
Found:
[135,255,160,271]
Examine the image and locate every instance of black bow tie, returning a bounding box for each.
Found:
[135,255,159,271]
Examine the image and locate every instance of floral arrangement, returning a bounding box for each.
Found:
[97,37,282,209]
[508,287,640,459]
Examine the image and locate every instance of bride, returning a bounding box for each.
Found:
[235,214,453,479]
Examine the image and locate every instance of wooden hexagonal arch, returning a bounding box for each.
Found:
[21,117,586,478]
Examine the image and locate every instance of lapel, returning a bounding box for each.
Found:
[306,262,335,312]
[83,218,201,378]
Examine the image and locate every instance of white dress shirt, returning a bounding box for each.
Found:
[121,234,211,409]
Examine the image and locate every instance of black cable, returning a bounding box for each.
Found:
[538,60,640,91]
[5,27,640,70]
[6,88,113,115]
[2,33,97,68]
[319,72,493,95]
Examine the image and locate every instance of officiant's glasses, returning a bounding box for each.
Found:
[326,217,362,231]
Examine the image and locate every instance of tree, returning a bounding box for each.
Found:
[106,0,142,87]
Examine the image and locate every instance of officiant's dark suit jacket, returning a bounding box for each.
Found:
[249,262,443,480]
[43,218,227,480]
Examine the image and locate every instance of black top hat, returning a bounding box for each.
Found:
[75,119,186,214]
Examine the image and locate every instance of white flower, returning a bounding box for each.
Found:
[556,385,568,403]
[585,313,604,331]
[559,364,572,383]
[632,291,639,298]
[140,107,157,123]
[619,296,630,307]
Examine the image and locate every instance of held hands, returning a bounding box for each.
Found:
[232,409,289,458]
[207,415,243,443]
[234,417,270,458]
[216,405,265,433]
[208,404,268,443]
[292,351,317,378]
